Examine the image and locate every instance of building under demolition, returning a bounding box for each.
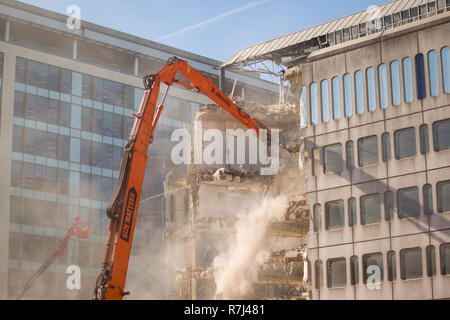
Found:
[163,101,310,300]
[0,0,449,301]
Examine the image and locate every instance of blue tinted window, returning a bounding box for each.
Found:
[442,47,450,94]
[403,57,414,103]
[415,54,427,100]
[344,74,353,118]
[391,61,401,106]
[355,70,364,114]
[378,64,388,109]
[366,67,376,111]
[301,86,307,127]
[428,50,440,97]
[332,76,341,120]
[310,83,318,125]
[321,80,330,123]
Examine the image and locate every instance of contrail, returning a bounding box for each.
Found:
[156,0,272,41]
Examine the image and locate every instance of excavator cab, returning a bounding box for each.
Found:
[73,215,90,239]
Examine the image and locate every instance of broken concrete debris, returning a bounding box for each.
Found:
[165,97,310,300]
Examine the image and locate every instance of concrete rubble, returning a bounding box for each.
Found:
[164,96,310,300]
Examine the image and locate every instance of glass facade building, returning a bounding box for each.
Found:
[0,1,278,300]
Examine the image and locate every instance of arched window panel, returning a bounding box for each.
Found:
[403,57,414,103]
[332,76,341,120]
[442,47,450,94]
[378,64,389,109]
[355,70,365,114]
[344,73,353,118]
[300,86,308,128]
[366,67,376,112]
[390,61,401,106]
[428,50,440,97]
[310,83,319,125]
[415,54,427,100]
[321,80,330,123]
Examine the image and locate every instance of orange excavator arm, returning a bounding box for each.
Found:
[94,57,270,300]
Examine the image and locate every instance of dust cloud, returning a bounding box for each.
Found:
[212,196,289,300]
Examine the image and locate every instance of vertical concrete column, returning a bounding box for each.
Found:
[5,20,10,42]
[0,49,16,299]
[134,57,139,77]
[72,39,78,60]
[241,87,246,100]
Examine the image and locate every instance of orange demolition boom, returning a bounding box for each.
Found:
[94,57,270,300]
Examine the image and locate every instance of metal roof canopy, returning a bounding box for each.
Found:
[221,0,443,69]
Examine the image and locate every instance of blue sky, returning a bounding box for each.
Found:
[21,0,387,62]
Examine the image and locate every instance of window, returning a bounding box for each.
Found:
[327,258,346,288]
[82,75,93,100]
[300,86,307,127]
[433,119,450,152]
[355,70,364,114]
[313,204,321,232]
[442,47,450,94]
[440,244,450,275]
[358,135,378,167]
[324,143,342,174]
[59,102,71,128]
[350,256,359,285]
[315,260,323,289]
[394,127,416,159]
[112,114,123,139]
[428,50,440,97]
[420,124,430,154]
[426,245,436,277]
[344,73,353,117]
[385,191,394,221]
[125,85,136,109]
[16,57,26,83]
[14,91,25,117]
[321,80,330,123]
[325,200,345,230]
[310,83,318,125]
[400,248,423,280]
[398,187,420,219]
[382,132,391,162]
[387,251,397,282]
[81,107,92,132]
[391,61,401,106]
[366,67,377,111]
[361,193,381,225]
[403,57,414,103]
[378,64,388,109]
[60,69,72,94]
[332,76,341,120]
[348,198,357,227]
[363,253,383,284]
[415,54,427,100]
[346,141,354,170]
[423,184,433,215]
[437,180,450,213]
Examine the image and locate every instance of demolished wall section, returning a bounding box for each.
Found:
[165,97,310,300]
